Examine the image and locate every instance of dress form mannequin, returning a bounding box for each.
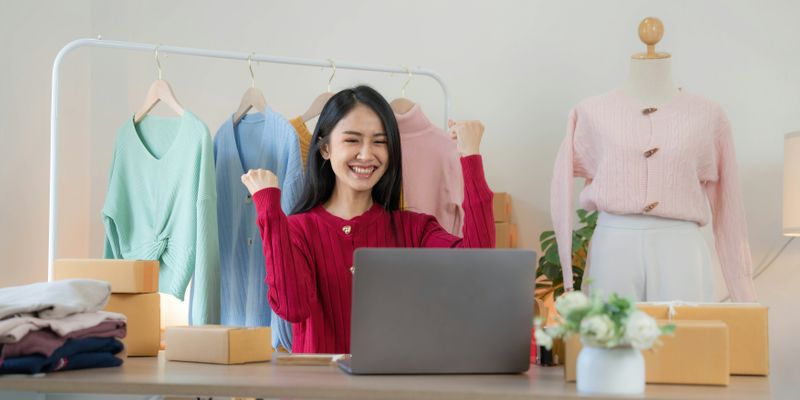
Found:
[580,17,717,302]
[622,17,680,107]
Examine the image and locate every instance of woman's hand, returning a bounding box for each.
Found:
[449,119,484,156]
[241,169,279,195]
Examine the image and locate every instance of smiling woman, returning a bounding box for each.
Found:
[294,86,403,219]
[239,85,496,354]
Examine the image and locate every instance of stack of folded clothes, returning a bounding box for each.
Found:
[0,279,127,374]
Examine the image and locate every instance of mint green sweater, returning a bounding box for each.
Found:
[103,111,220,324]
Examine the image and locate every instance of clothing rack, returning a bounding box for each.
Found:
[48,37,452,280]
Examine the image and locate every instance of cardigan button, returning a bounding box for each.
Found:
[643,202,660,212]
[642,107,658,115]
[342,225,352,234]
[245,194,252,204]
[644,148,660,158]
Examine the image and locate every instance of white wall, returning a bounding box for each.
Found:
[0,0,92,287]
[1,0,798,394]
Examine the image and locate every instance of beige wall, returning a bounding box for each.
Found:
[1,0,798,394]
[0,0,92,287]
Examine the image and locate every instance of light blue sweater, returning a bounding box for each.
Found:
[213,109,303,351]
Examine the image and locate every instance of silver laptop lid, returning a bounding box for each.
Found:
[349,248,535,374]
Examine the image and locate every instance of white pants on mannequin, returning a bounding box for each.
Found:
[583,212,715,302]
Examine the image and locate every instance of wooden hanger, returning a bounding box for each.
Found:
[632,17,671,60]
[389,66,416,115]
[233,53,268,125]
[134,45,185,124]
[301,59,337,123]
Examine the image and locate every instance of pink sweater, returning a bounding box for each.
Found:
[551,89,757,302]
[396,104,464,235]
[255,155,494,353]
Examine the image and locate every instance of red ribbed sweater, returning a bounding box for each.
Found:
[254,155,495,353]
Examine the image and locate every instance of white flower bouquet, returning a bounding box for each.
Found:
[535,291,675,350]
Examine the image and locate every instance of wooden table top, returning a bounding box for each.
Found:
[0,352,773,399]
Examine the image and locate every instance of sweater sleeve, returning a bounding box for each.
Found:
[270,128,305,351]
[190,129,221,325]
[254,188,317,323]
[190,196,221,324]
[705,113,757,302]
[550,109,589,291]
[449,150,465,236]
[102,146,122,259]
[103,217,122,259]
[280,133,305,214]
[421,155,495,248]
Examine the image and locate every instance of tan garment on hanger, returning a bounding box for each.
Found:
[289,116,312,170]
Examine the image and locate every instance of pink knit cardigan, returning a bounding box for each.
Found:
[550,89,757,302]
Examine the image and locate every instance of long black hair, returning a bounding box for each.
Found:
[291,85,403,215]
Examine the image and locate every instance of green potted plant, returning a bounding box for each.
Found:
[536,209,598,299]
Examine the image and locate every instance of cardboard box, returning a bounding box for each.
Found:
[105,293,160,356]
[273,353,346,366]
[493,192,512,222]
[565,320,730,385]
[495,222,518,248]
[165,325,272,364]
[637,302,768,375]
[55,259,158,293]
[551,337,565,365]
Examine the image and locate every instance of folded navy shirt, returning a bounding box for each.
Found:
[0,337,123,374]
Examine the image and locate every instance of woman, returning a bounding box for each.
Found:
[241,85,495,353]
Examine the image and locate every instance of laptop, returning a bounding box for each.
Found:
[337,248,535,375]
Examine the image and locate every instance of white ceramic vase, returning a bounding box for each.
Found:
[576,343,645,395]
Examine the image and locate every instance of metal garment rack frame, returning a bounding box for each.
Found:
[48,37,451,280]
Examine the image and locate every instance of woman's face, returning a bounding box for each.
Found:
[321,103,389,196]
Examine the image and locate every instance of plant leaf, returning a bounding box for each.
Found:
[575,226,594,238]
[544,249,560,265]
[571,237,583,252]
[586,211,599,226]
[542,263,561,282]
